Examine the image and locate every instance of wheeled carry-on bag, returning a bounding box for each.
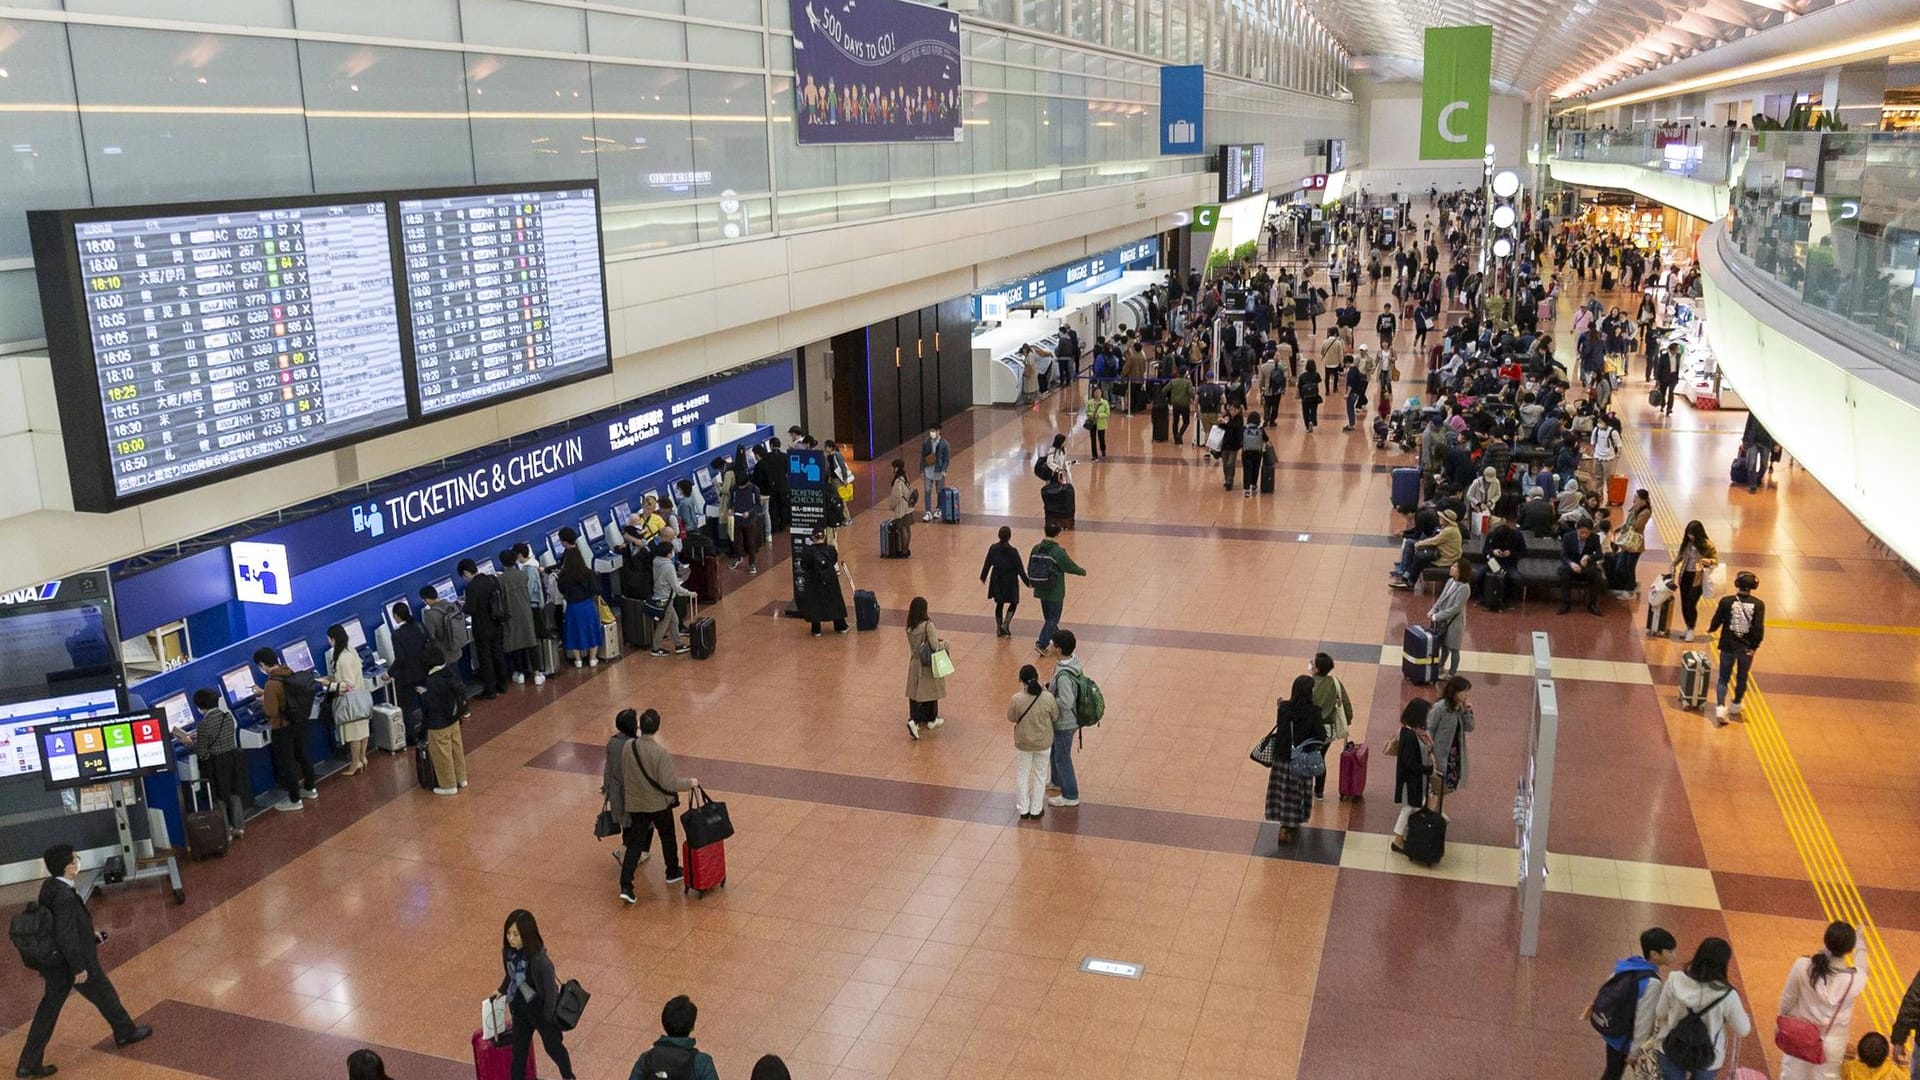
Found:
[1150,401,1170,442]
[1041,482,1076,530]
[1646,596,1674,637]
[855,589,880,631]
[1679,651,1712,710]
[1608,474,1629,506]
[1337,742,1368,801]
[1402,625,1441,685]
[1391,467,1421,512]
[538,636,561,676]
[689,617,716,660]
[940,486,960,524]
[415,742,437,791]
[1260,447,1277,494]
[369,703,406,753]
[682,839,726,896]
[1404,807,1447,866]
[1480,569,1509,613]
[880,517,906,558]
[184,781,229,860]
[599,614,621,661]
[622,597,653,650]
[687,555,722,605]
[472,1030,513,1080]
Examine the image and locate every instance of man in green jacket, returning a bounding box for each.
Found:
[1166,371,1194,445]
[1030,523,1087,655]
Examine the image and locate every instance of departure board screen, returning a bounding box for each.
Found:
[33,199,409,509]
[398,186,610,417]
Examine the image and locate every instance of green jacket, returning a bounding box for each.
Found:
[1029,539,1086,602]
[1166,376,1193,408]
[1087,396,1112,431]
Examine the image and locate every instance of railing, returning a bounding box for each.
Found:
[1547,128,1920,360]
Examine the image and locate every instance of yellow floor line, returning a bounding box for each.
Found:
[1620,433,1901,1029]
[1766,619,1920,638]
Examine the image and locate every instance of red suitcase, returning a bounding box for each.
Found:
[1607,473,1629,506]
[473,1030,512,1080]
[1337,741,1369,801]
[682,839,726,896]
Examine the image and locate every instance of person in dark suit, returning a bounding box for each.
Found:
[16,845,152,1077]
[387,601,436,731]
[1558,521,1607,616]
[458,559,508,699]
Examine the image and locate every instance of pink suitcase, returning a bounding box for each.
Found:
[1338,742,1369,800]
[473,1030,512,1080]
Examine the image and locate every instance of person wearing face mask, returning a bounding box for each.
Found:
[1426,676,1474,813]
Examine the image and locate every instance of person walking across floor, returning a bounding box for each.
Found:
[1265,675,1324,844]
[420,657,468,795]
[495,910,576,1080]
[1217,404,1244,490]
[1669,521,1719,642]
[1085,385,1111,461]
[601,708,635,871]
[617,708,698,897]
[1166,367,1194,445]
[1427,676,1474,812]
[1650,937,1750,1080]
[1890,966,1920,1073]
[1389,700,1432,855]
[1592,415,1623,497]
[980,526,1031,638]
[1008,664,1057,820]
[1707,571,1765,725]
[1308,653,1353,800]
[1240,411,1267,498]
[904,597,949,740]
[13,844,152,1078]
[630,995,720,1080]
[1299,360,1324,432]
[1029,523,1086,655]
[1777,922,1868,1080]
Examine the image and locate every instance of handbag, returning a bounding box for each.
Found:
[332,686,373,726]
[553,979,590,1031]
[1288,738,1327,778]
[1328,678,1351,742]
[1383,730,1402,757]
[481,994,509,1041]
[595,596,615,624]
[680,785,734,849]
[928,648,955,679]
[835,480,855,503]
[1249,726,1281,767]
[1773,969,1854,1063]
[593,799,621,840]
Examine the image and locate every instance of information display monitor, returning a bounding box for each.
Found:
[150,690,194,733]
[395,185,611,419]
[581,515,604,545]
[218,665,258,706]
[37,711,172,790]
[336,616,368,652]
[383,596,410,631]
[546,530,565,562]
[28,197,411,511]
[695,467,714,493]
[280,639,315,672]
[611,501,632,527]
[430,576,457,603]
[0,690,121,778]
[477,558,498,576]
[1220,144,1267,202]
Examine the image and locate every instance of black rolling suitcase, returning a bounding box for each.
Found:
[1041,482,1076,530]
[855,589,880,631]
[184,781,229,860]
[621,597,653,649]
[1150,402,1170,442]
[1480,569,1508,612]
[1260,446,1277,493]
[415,742,437,790]
[881,517,907,558]
[1404,807,1447,866]
[689,617,716,659]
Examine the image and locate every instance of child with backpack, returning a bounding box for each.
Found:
[1651,937,1751,1080]
[1585,927,1677,1080]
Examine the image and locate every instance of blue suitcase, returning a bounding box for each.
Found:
[940,487,960,524]
[854,589,880,631]
[1391,467,1421,512]
[1402,625,1441,685]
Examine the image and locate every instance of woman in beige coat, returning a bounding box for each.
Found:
[886,459,914,558]
[1008,664,1057,819]
[904,596,947,739]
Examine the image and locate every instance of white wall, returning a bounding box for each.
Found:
[0,172,1214,593]
[1350,79,1529,197]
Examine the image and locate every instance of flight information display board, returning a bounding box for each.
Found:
[30,199,410,511]
[37,711,171,790]
[397,186,611,418]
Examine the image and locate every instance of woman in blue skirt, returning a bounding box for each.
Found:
[556,547,602,668]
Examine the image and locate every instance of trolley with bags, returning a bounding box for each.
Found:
[679,785,733,896]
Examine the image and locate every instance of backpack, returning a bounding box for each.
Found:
[273,669,319,723]
[1265,366,1286,395]
[1026,548,1056,590]
[1058,667,1104,727]
[1587,966,1653,1039]
[1660,989,1731,1070]
[631,1043,697,1080]
[9,903,59,972]
[1033,452,1055,483]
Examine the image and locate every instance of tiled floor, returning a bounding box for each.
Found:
[4,220,1919,1080]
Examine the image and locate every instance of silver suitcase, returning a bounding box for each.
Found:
[599,615,621,661]
[369,703,407,752]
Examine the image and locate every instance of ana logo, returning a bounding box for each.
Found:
[0,582,60,606]
[352,502,386,538]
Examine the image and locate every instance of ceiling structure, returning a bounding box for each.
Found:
[1297,0,1838,98]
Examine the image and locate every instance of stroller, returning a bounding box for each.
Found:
[1383,397,1425,451]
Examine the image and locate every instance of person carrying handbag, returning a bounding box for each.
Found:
[1777,921,1867,1080]
[617,709,698,900]
[324,625,374,775]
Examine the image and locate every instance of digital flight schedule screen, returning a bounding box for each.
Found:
[37,710,171,790]
[397,186,610,418]
[62,201,409,504]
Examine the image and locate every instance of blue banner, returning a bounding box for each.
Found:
[789,0,961,145]
[1160,65,1205,155]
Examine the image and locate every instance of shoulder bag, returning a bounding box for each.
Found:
[680,785,734,849]
[1773,968,1854,1063]
[1328,678,1351,742]
[1249,724,1281,767]
[630,741,680,809]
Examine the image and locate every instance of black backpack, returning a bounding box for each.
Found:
[10,903,59,972]
[1587,968,1652,1039]
[632,1044,697,1080]
[1660,989,1730,1070]
[274,669,319,722]
[1033,452,1054,483]
[1026,548,1056,590]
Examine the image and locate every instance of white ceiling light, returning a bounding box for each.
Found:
[1492,236,1515,259]
[1492,203,1518,229]
[1492,170,1521,198]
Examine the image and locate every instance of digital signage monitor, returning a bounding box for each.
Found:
[336,616,368,652]
[280,639,316,672]
[38,711,173,790]
[218,665,258,706]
